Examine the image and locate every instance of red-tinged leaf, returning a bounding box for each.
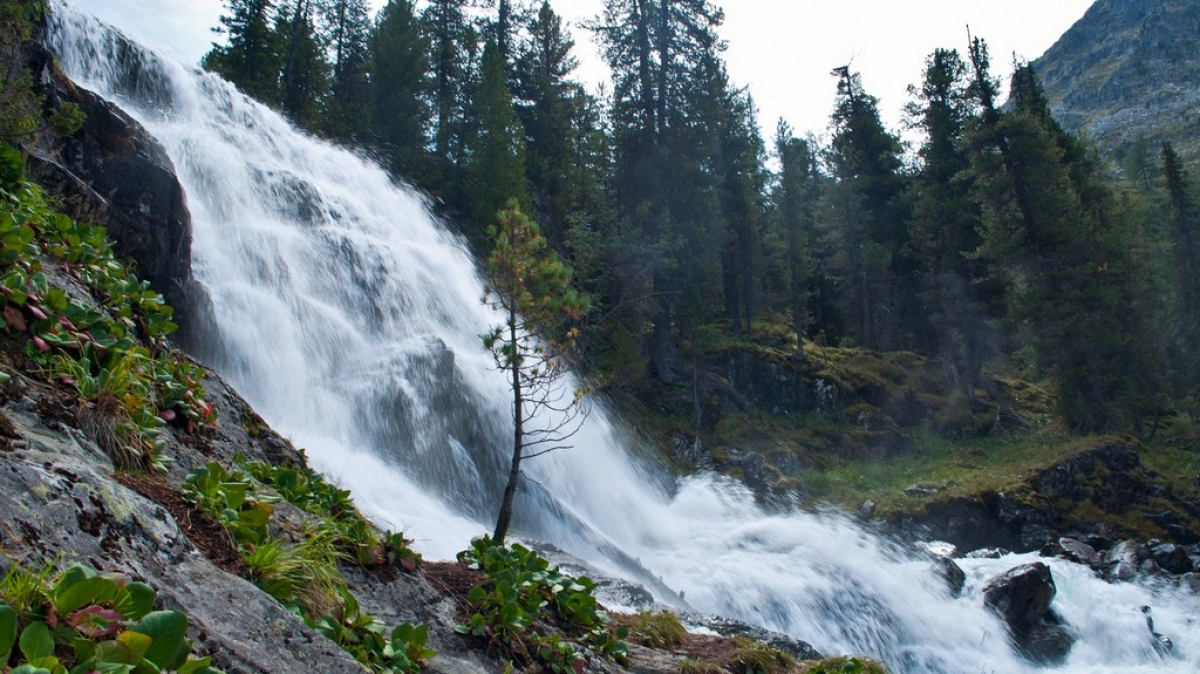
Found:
[70,605,122,638]
[400,557,417,572]
[58,316,76,331]
[3,305,25,331]
[159,409,177,422]
[27,306,46,321]
[32,335,49,352]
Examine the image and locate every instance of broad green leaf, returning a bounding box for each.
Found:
[175,656,213,674]
[130,611,188,670]
[113,582,156,621]
[54,576,118,615]
[0,603,17,661]
[115,629,153,663]
[466,586,487,605]
[20,620,54,661]
[95,638,134,664]
[54,564,95,594]
[10,664,52,674]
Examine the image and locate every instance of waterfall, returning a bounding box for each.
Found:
[47,4,1200,673]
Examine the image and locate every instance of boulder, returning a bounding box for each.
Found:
[983,563,1075,664]
[933,555,966,597]
[1147,541,1194,575]
[1042,537,1100,569]
[1104,540,1141,581]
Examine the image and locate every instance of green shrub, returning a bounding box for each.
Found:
[183,462,277,545]
[0,560,224,673]
[0,142,215,471]
[185,459,434,673]
[239,458,421,571]
[456,537,628,669]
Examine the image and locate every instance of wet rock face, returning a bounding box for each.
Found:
[933,555,966,598]
[982,562,1075,665]
[22,40,203,339]
[0,403,366,674]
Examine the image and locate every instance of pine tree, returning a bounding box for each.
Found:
[203,0,281,103]
[483,204,588,543]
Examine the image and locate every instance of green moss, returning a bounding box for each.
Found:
[799,656,887,674]
[680,659,725,674]
[730,636,795,674]
[620,610,686,649]
[797,426,1099,518]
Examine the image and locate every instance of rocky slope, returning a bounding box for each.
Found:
[1032,0,1200,161]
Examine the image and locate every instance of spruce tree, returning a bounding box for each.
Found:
[513,1,595,244]
[774,122,819,354]
[422,0,472,161]
[469,38,530,230]
[276,0,327,127]
[827,66,908,351]
[907,48,991,395]
[203,0,281,103]
[322,0,373,140]
[592,0,726,382]
[369,0,430,176]
[965,52,1161,432]
[1162,141,1200,392]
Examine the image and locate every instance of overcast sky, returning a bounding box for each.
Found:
[66,0,1095,141]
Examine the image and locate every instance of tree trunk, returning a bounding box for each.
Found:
[493,308,523,543]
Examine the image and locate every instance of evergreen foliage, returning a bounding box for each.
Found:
[482,203,588,543]
[204,0,282,103]
[184,0,1200,439]
[369,0,429,176]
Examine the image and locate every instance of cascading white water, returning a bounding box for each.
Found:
[48,4,1199,673]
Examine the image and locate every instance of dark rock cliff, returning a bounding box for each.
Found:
[19,38,205,343]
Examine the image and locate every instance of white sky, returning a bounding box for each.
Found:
[66,0,1095,141]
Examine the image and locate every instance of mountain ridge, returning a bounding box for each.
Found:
[1032,0,1200,161]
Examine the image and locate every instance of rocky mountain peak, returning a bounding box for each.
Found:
[1032,0,1200,160]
